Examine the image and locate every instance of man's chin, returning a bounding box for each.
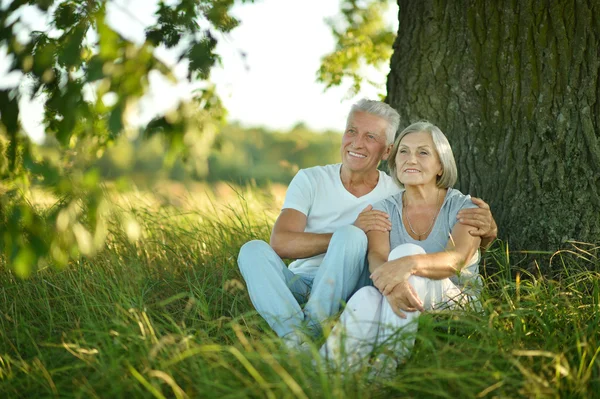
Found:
[343,160,378,173]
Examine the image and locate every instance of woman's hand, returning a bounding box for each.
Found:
[370,258,413,296]
[384,282,424,318]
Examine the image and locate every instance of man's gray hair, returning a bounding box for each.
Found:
[388,121,458,188]
[347,99,400,144]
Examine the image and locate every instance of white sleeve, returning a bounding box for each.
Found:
[282,169,313,216]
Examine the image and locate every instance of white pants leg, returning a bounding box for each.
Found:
[320,243,464,370]
[378,245,462,361]
[318,286,382,369]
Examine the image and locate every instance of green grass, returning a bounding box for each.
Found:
[1,183,599,398]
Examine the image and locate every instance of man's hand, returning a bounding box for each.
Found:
[384,282,424,318]
[370,259,412,296]
[457,197,498,241]
[353,205,391,233]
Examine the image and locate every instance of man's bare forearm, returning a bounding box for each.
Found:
[270,231,333,259]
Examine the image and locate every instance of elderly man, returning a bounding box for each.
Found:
[238,99,496,346]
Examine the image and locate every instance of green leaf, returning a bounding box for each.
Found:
[86,55,105,82]
[13,247,36,279]
[31,34,57,78]
[0,90,19,134]
[108,102,124,137]
[58,24,87,67]
[187,35,218,79]
[54,2,78,30]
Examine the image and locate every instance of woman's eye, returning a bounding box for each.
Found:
[420,151,429,155]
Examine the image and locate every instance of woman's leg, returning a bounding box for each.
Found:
[378,244,462,361]
[319,286,383,370]
[376,244,427,362]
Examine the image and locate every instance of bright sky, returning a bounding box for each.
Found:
[0,0,398,141]
[211,0,397,132]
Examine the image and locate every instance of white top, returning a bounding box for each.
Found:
[282,163,401,276]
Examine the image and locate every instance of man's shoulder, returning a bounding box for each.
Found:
[373,190,403,210]
[301,163,340,174]
[378,170,396,185]
[375,171,401,196]
[298,163,341,180]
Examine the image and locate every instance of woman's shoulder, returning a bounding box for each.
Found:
[374,190,404,211]
[444,188,477,210]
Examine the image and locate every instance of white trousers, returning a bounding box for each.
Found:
[319,243,467,370]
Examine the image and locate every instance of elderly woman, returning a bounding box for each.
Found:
[320,121,484,373]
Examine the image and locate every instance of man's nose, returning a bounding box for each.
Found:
[352,133,366,147]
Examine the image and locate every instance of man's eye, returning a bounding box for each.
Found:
[368,135,376,140]
[420,151,429,155]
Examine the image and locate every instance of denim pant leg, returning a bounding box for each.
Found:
[304,225,368,333]
[238,240,311,337]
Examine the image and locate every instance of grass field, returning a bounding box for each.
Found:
[1,181,599,398]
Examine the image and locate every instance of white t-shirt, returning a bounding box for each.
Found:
[282,163,401,276]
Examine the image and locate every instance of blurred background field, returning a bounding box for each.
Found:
[92,123,342,186]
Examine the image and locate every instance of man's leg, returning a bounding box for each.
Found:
[304,225,368,333]
[238,240,311,338]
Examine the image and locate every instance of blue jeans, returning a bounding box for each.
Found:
[237,225,370,338]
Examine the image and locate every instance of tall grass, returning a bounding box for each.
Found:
[0,182,598,398]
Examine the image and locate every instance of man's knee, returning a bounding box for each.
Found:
[388,243,426,261]
[238,240,272,273]
[321,226,367,279]
[330,225,367,249]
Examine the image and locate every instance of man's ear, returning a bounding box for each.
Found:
[381,144,393,161]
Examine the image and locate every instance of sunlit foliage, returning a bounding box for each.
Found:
[318,0,396,97]
[0,0,251,276]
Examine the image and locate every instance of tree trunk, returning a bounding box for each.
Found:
[387,0,600,254]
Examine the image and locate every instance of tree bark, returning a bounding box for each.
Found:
[387,0,600,253]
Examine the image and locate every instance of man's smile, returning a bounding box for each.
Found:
[348,151,367,158]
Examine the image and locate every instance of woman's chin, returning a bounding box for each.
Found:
[399,178,435,187]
